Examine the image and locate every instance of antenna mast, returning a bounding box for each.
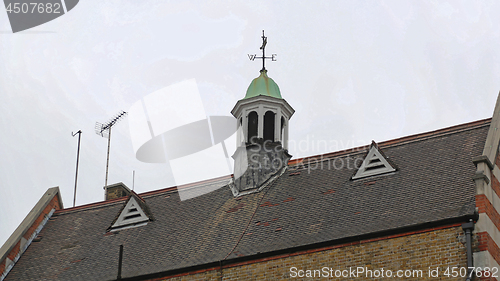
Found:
[95,110,127,198]
[72,130,82,207]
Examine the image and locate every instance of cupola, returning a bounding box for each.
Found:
[230,31,295,196]
[231,71,294,149]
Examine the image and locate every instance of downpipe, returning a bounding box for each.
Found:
[462,221,474,281]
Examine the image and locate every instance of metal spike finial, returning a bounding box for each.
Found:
[247,30,277,71]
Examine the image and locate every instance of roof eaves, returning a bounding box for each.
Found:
[117,215,477,281]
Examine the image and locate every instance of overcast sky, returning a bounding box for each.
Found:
[1,0,500,247]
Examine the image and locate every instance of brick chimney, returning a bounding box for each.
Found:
[105,182,131,200]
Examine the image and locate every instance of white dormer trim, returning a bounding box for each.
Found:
[110,197,149,231]
[352,143,396,180]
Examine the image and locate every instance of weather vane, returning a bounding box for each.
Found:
[248,30,277,71]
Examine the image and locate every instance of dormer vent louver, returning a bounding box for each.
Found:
[352,141,396,180]
[109,195,151,231]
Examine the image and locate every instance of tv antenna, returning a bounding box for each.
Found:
[95,110,127,195]
[72,130,82,207]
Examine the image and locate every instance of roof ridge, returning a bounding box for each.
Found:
[289,118,491,166]
[140,174,233,198]
[56,174,234,214]
[55,198,127,215]
[379,118,491,149]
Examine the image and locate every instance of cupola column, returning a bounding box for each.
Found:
[275,109,282,143]
[240,114,248,144]
[284,120,289,149]
[257,106,264,140]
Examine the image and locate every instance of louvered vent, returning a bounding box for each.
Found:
[110,197,150,230]
[352,142,396,180]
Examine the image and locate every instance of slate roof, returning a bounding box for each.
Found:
[4,119,490,281]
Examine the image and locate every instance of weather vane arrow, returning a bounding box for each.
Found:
[248,30,277,71]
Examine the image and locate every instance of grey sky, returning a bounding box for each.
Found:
[1,1,499,246]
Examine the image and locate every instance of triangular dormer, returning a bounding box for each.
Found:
[108,193,153,231]
[352,141,396,180]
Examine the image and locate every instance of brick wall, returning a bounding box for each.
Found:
[479,151,500,281]
[475,156,500,274]
[153,226,469,280]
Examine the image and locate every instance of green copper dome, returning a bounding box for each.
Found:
[244,70,282,99]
